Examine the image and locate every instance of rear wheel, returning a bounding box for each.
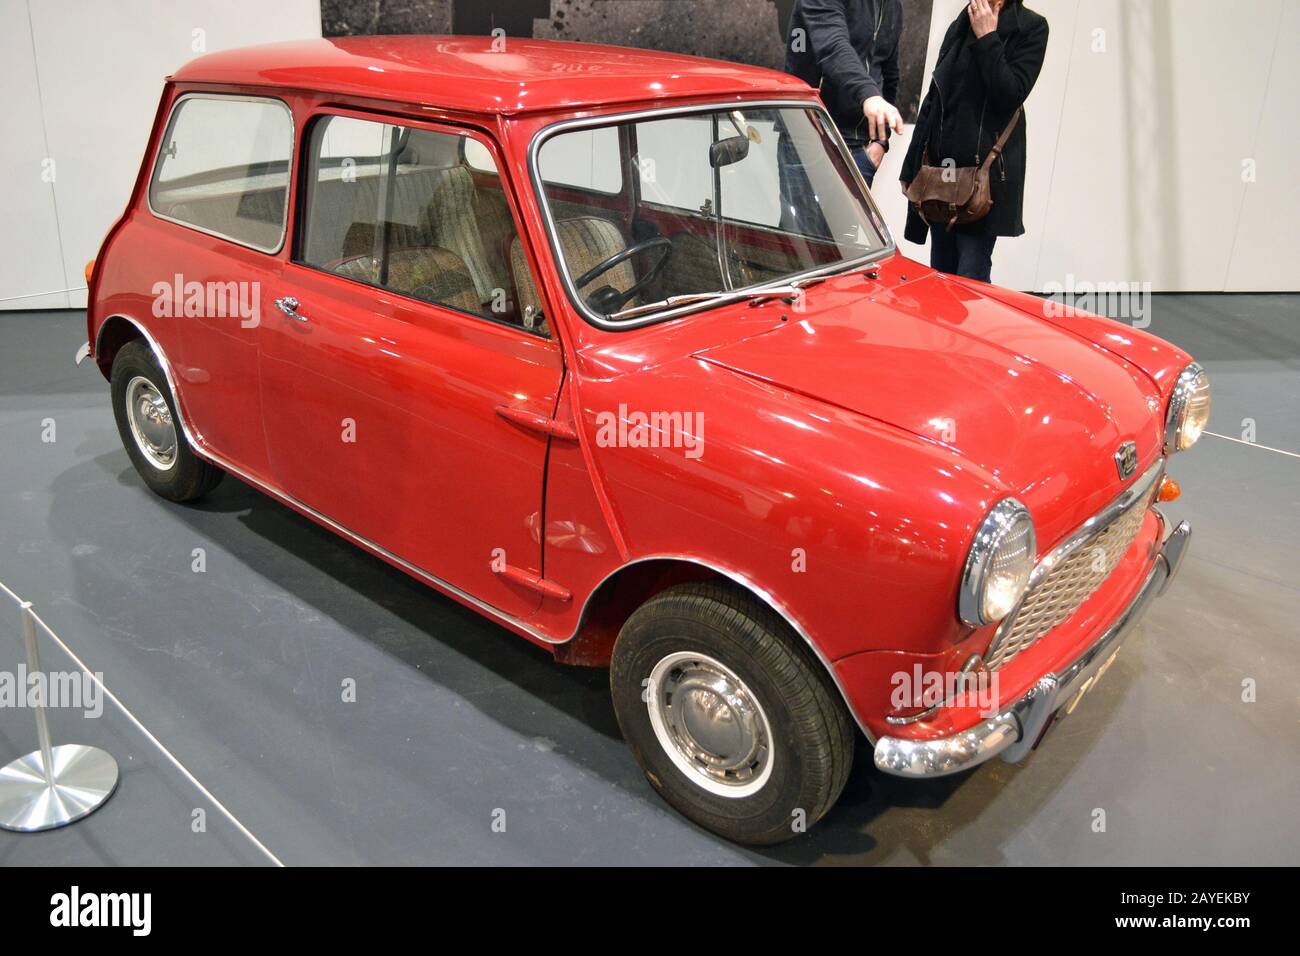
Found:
[110,340,223,502]
[610,581,855,845]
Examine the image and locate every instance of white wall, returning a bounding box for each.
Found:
[0,0,321,311]
[871,0,1300,292]
[3,0,1297,305]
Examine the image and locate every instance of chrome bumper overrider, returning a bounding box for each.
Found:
[873,518,1191,778]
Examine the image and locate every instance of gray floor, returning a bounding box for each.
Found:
[0,296,1296,866]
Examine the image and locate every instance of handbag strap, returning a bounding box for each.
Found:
[980,107,1021,172]
[920,107,1020,171]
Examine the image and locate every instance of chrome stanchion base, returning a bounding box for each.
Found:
[0,744,119,832]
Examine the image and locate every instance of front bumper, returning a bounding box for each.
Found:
[873,517,1191,778]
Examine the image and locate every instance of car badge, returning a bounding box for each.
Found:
[1114,441,1138,480]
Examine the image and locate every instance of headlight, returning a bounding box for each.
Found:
[1164,362,1211,453]
[959,499,1036,627]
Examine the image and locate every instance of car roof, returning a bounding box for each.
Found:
[171,36,815,115]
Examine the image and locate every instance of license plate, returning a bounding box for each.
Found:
[1062,649,1121,716]
[1032,649,1122,752]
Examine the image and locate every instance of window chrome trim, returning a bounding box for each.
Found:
[1163,362,1206,455]
[958,498,1036,627]
[527,98,897,332]
[147,92,295,256]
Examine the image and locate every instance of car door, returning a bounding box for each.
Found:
[258,109,564,619]
[146,92,296,478]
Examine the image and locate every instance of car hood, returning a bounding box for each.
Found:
[693,271,1167,542]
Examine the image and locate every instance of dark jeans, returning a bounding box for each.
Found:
[777,133,830,237]
[848,143,877,188]
[929,224,997,283]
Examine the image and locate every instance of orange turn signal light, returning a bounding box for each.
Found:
[1157,476,1181,502]
[84,259,95,285]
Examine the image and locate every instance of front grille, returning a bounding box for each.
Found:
[985,492,1151,670]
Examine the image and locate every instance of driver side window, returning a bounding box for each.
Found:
[297,114,549,336]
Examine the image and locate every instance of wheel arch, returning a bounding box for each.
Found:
[93,313,147,380]
[94,313,201,446]
[556,555,873,741]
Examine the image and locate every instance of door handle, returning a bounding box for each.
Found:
[495,405,578,441]
[274,296,309,322]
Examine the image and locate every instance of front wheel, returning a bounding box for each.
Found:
[610,582,855,845]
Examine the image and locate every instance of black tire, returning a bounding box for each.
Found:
[610,581,855,845]
[110,339,223,502]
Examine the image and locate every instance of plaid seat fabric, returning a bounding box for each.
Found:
[331,246,479,315]
[425,167,496,303]
[471,185,517,296]
[512,217,633,324]
[387,248,481,313]
[333,255,379,282]
[653,231,792,299]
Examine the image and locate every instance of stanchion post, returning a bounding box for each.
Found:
[0,597,120,832]
[18,602,56,789]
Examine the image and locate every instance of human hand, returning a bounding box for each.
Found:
[968,0,1000,39]
[867,142,886,168]
[863,95,904,142]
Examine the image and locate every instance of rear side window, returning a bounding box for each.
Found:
[149,95,293,252]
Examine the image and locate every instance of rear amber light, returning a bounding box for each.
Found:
[1157,476,1181,502]
[84,259,95,285]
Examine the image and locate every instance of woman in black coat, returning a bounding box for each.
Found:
[899,0,1048,282]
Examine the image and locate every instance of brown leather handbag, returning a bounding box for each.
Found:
[906,109,1020,231]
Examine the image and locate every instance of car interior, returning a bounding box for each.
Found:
[150,104,879,339]
[531,109,880,321]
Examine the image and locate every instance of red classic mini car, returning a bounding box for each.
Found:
[83,37,1207,844]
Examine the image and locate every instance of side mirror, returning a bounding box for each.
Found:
[709,135,750,168]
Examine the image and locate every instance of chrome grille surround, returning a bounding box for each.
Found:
[984,459,1165,670]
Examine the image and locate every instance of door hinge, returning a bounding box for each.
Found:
[495,405,578,441]
[492,563,572,602]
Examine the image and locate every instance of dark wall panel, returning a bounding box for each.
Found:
[321,0,934,122]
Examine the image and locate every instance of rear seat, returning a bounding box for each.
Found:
[315,164,507,310]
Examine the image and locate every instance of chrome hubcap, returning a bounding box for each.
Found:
[646,651,773,798]
[125,376,177,471]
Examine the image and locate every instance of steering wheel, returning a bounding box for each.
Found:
[574,236,673,314]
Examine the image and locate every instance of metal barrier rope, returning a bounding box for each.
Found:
[0,579,283,865]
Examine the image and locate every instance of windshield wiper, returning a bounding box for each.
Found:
[743,273,835,307]
[606,261,880,322]
[608,291,737,321]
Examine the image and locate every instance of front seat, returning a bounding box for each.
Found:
[511,217,635,326]
[332,244,480,315]
[424,166,497,304]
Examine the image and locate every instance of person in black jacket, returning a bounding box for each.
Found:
[900,0,1048,282]
[784,0,904,186]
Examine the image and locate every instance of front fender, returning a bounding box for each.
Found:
[587,356,1001,662]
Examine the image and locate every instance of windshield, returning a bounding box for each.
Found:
[534,105,890,326]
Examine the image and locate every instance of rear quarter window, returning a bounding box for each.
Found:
[149,95,293,252]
